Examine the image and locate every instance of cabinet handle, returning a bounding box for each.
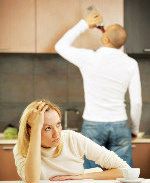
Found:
[143,48,150,52]
[2,146,14,150]
[132,144,136,148]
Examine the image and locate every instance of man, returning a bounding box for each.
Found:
[55,12,142,167]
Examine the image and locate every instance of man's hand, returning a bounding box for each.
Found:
[132,133,137,139]
[49,174,84,181]
[85,11,103,28]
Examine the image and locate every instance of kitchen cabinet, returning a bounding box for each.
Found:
[0,0,35,53]
[36,0,80,53]
[0,0,123,53]
[132,143,150,178]
[37,0,123,52]
[124,0,150,54]
[0,144,19,180]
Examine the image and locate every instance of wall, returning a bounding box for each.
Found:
[0,54,149,134]
[0,54,84,132]
[132,56,150,135]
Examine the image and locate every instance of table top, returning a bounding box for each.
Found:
[0,180,150,183]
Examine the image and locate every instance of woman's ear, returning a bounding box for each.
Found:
[26,123,31,136]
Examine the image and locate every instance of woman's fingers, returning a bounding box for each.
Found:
[37,101,46,111]
[49,176,64,181]
[34,101,42,108]
[41,104,49,113]
[27,101,49,128]
[49,175,76,181]
[34,101,48,112]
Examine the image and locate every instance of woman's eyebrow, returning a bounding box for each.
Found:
[44,121,61,126]
[43,124,51,127]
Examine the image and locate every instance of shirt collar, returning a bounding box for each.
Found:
[96,46,123,54]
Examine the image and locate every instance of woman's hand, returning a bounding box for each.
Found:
[50,168,123,181]
[27,101,49,129]
[49,174,84,181]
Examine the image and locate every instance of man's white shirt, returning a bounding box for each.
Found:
[55,19,142,135]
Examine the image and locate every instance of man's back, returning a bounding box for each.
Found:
[80,47,139,122]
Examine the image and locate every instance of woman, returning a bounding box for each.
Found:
[13,99,130,182]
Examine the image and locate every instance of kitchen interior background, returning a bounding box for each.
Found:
[0,0,149,134]
[0,0,150,181]
[0,53,149,133]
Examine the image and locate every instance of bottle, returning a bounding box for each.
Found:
[86,5,105,33]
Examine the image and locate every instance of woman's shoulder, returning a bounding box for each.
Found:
[61,130,87,145]
[61,130,80,139]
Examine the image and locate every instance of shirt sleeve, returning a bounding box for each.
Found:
[72,131,130,169]
[55,19,95,68]
[13,144,26,180]
[128,61,142,135]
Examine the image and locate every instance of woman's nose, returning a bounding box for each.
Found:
[52,128,59,138]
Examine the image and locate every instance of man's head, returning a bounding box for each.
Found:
[101,24,127,48]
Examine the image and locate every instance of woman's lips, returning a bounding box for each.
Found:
[53,138,60,143]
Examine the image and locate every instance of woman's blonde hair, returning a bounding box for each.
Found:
[17,99,62,158]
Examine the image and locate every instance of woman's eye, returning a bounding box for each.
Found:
[45,127,51,131]
[56,122,61,128]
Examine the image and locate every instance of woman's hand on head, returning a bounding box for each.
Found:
[27,101,49,129]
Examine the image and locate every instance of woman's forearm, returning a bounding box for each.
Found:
[25,125,41,182]
[82,168,123,180]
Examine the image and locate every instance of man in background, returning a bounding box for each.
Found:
[55,11,142,167]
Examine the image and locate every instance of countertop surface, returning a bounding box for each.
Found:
[0,180,150,183]
[0,133,150,144]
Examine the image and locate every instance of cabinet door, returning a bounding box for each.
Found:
[37,0,123,53]
[125,0,150,54]
[0,144,20,180]
[132,143,150,178]
[74,0,123,50]
[0,0,35,53]
[36,0,80,53]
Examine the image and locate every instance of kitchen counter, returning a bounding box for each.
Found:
[0,180,116,183]
[0,133,17,144]
[1,138,150,144]
[0,180,150,183]
[0,133,150,144]
[132,138,150,144]
[0,139,17,144]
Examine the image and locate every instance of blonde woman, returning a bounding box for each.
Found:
[13,100,130,182]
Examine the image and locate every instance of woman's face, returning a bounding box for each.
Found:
[41,109,62,148]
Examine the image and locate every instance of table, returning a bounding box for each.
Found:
[0,180,150,183]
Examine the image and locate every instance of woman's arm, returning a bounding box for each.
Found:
[25,124,41,182]
[25,102,48,182]
[50,168,123,181]
[80,168,123,180]
[50,131,128,181]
